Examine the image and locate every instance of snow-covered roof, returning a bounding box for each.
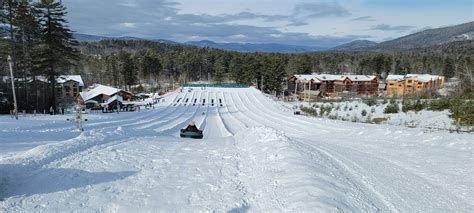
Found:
[292,75,322,83]
[101,94,123,107]
[28,75,84,86]
[57,75,84,87]
[386,75,405,81]
[405,74,443,82]
[347,75,377,81]
[313,74,347,81]
[80,84,122,101]
[387,74,442,82]
[292,74,377,82]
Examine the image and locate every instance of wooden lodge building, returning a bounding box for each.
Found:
[386,74,445,97]
[0,75,84,112]
[79,84,138,110]
[287,74,380,99]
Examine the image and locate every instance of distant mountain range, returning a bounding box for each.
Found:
[329,40,378,51]
[74,21,473,53]
[73,33,324,52]
[367,21,474,52]
[185,40,324,53]
[73,33,177,44]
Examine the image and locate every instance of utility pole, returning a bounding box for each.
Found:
[7,55,18,120]
[116,87,120,114]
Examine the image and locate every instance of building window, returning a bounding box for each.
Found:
[65,86,71,93]
[407,80,412,83]
[389,83,394,86]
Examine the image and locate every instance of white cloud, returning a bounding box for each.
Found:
[229,34,247,39]
[62,0,473,47]
[120,22,137,28]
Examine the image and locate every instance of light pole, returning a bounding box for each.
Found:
[7,56,18,120]
[116,87,120,114]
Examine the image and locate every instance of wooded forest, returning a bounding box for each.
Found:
[75,39,473,94]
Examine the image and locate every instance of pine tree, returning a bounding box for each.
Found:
[118,51,137,90]
[286,54,312,74]
[35,0,79,111]
[383,56,393,77]
[263,55,286,94]
[229,55,244,83]
[443,57,455,78]
[14,0,42,110]
[105,54,119,87]
[372,55,385,75]
[139,53,162,83]
[0,0,18,68]
[213,57,226,84]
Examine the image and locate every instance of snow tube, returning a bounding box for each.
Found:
[180,129,204,139]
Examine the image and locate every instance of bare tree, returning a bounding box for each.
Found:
[458,64,473,92]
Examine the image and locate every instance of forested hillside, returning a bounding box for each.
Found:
[73,39,473,94]
[368,22,474,52]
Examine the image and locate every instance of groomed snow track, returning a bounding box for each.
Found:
[0,87,472,212]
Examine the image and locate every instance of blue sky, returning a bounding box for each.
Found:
[63,0,473,47]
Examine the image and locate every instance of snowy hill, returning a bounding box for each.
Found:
[0,87,472,212]
[368,21,474,52]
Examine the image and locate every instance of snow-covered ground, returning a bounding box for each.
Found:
[285,99,466,131]
[0,87,472,212]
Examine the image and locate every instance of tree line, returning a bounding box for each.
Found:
[77,39,473,94]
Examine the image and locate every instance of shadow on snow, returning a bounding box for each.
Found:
[0,163,135,200]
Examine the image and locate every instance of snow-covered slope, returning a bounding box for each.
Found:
[0,88,472,212]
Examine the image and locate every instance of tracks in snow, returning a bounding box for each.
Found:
[2,87,469,212]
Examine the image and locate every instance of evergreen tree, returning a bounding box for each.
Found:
[213,57,227,84]
[118,51,137,90]
[372,55,385,75]
[286,54,312,74]
[229,55,244,83]
[14,0,42,110]
[139,53,162,83]
[241,54,259,84]
[443,57,455,78]
[105,54,119,87]
[0,0,18,67]
[35,0,79,111]
[263,55,286,94]
[383,56,393,77]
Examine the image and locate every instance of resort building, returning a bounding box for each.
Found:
[287,74,380,99]
[386,74,445,97]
